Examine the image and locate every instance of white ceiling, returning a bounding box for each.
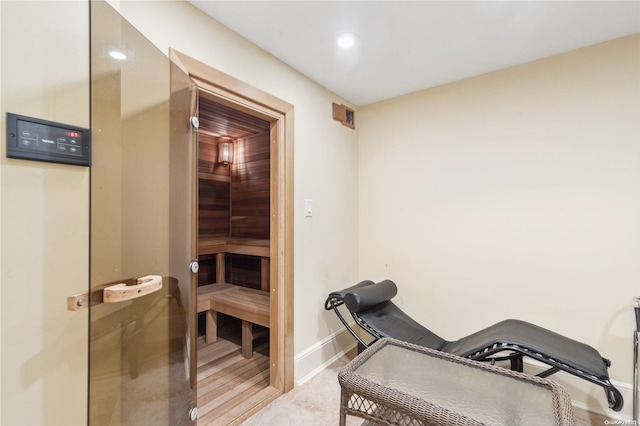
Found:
[189,1,640,106]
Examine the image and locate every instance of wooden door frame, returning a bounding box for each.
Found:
[170,49,294,399]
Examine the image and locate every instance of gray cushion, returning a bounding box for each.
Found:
[343,279,397,313]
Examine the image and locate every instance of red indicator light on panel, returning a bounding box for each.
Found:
[66,131,80,138]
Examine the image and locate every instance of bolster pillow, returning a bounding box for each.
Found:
[343,280,398,313]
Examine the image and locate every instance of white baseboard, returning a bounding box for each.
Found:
[294,332,634,420]
[294,327,357,386]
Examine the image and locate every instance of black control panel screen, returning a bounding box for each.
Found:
[6,113,90,166]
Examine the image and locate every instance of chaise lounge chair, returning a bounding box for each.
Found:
[325,279,623,411]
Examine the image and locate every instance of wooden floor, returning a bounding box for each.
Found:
[196,319,273,426]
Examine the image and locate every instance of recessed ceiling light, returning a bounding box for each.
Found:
[337,33,358,49]
[109,50,127,61]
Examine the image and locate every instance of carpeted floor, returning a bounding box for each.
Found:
[240,350,360,426]
[241,348,616,425]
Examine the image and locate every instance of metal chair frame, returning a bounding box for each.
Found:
[326,289,623,412]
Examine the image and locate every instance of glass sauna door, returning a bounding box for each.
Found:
[90,1,197,424]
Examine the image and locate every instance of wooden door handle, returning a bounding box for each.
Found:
[67,275,163,311]
[103,275,163,303]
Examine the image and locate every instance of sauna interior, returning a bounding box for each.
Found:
[195,94,273,424]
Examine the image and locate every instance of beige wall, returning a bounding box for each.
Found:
[0,2,90,425]
[359,34,640,413]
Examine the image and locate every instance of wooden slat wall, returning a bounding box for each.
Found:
[228,255,261,290]
[197,254,219,286]
[197,98,271,289]
[199,134,230,238]
[231,133,270,239]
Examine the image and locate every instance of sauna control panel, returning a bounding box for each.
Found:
[6,113,90,166]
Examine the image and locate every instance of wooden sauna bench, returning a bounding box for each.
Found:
[198,237,270,291]
[197,237,270,358]
[197,283,270,359]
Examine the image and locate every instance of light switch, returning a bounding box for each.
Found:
[305,199,313,217]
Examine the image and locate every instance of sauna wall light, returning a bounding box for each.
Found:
[217,139,234,164]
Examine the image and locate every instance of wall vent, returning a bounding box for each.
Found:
[332,103,355,129]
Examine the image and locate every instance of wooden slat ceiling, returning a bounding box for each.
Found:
[199,97,270,139]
